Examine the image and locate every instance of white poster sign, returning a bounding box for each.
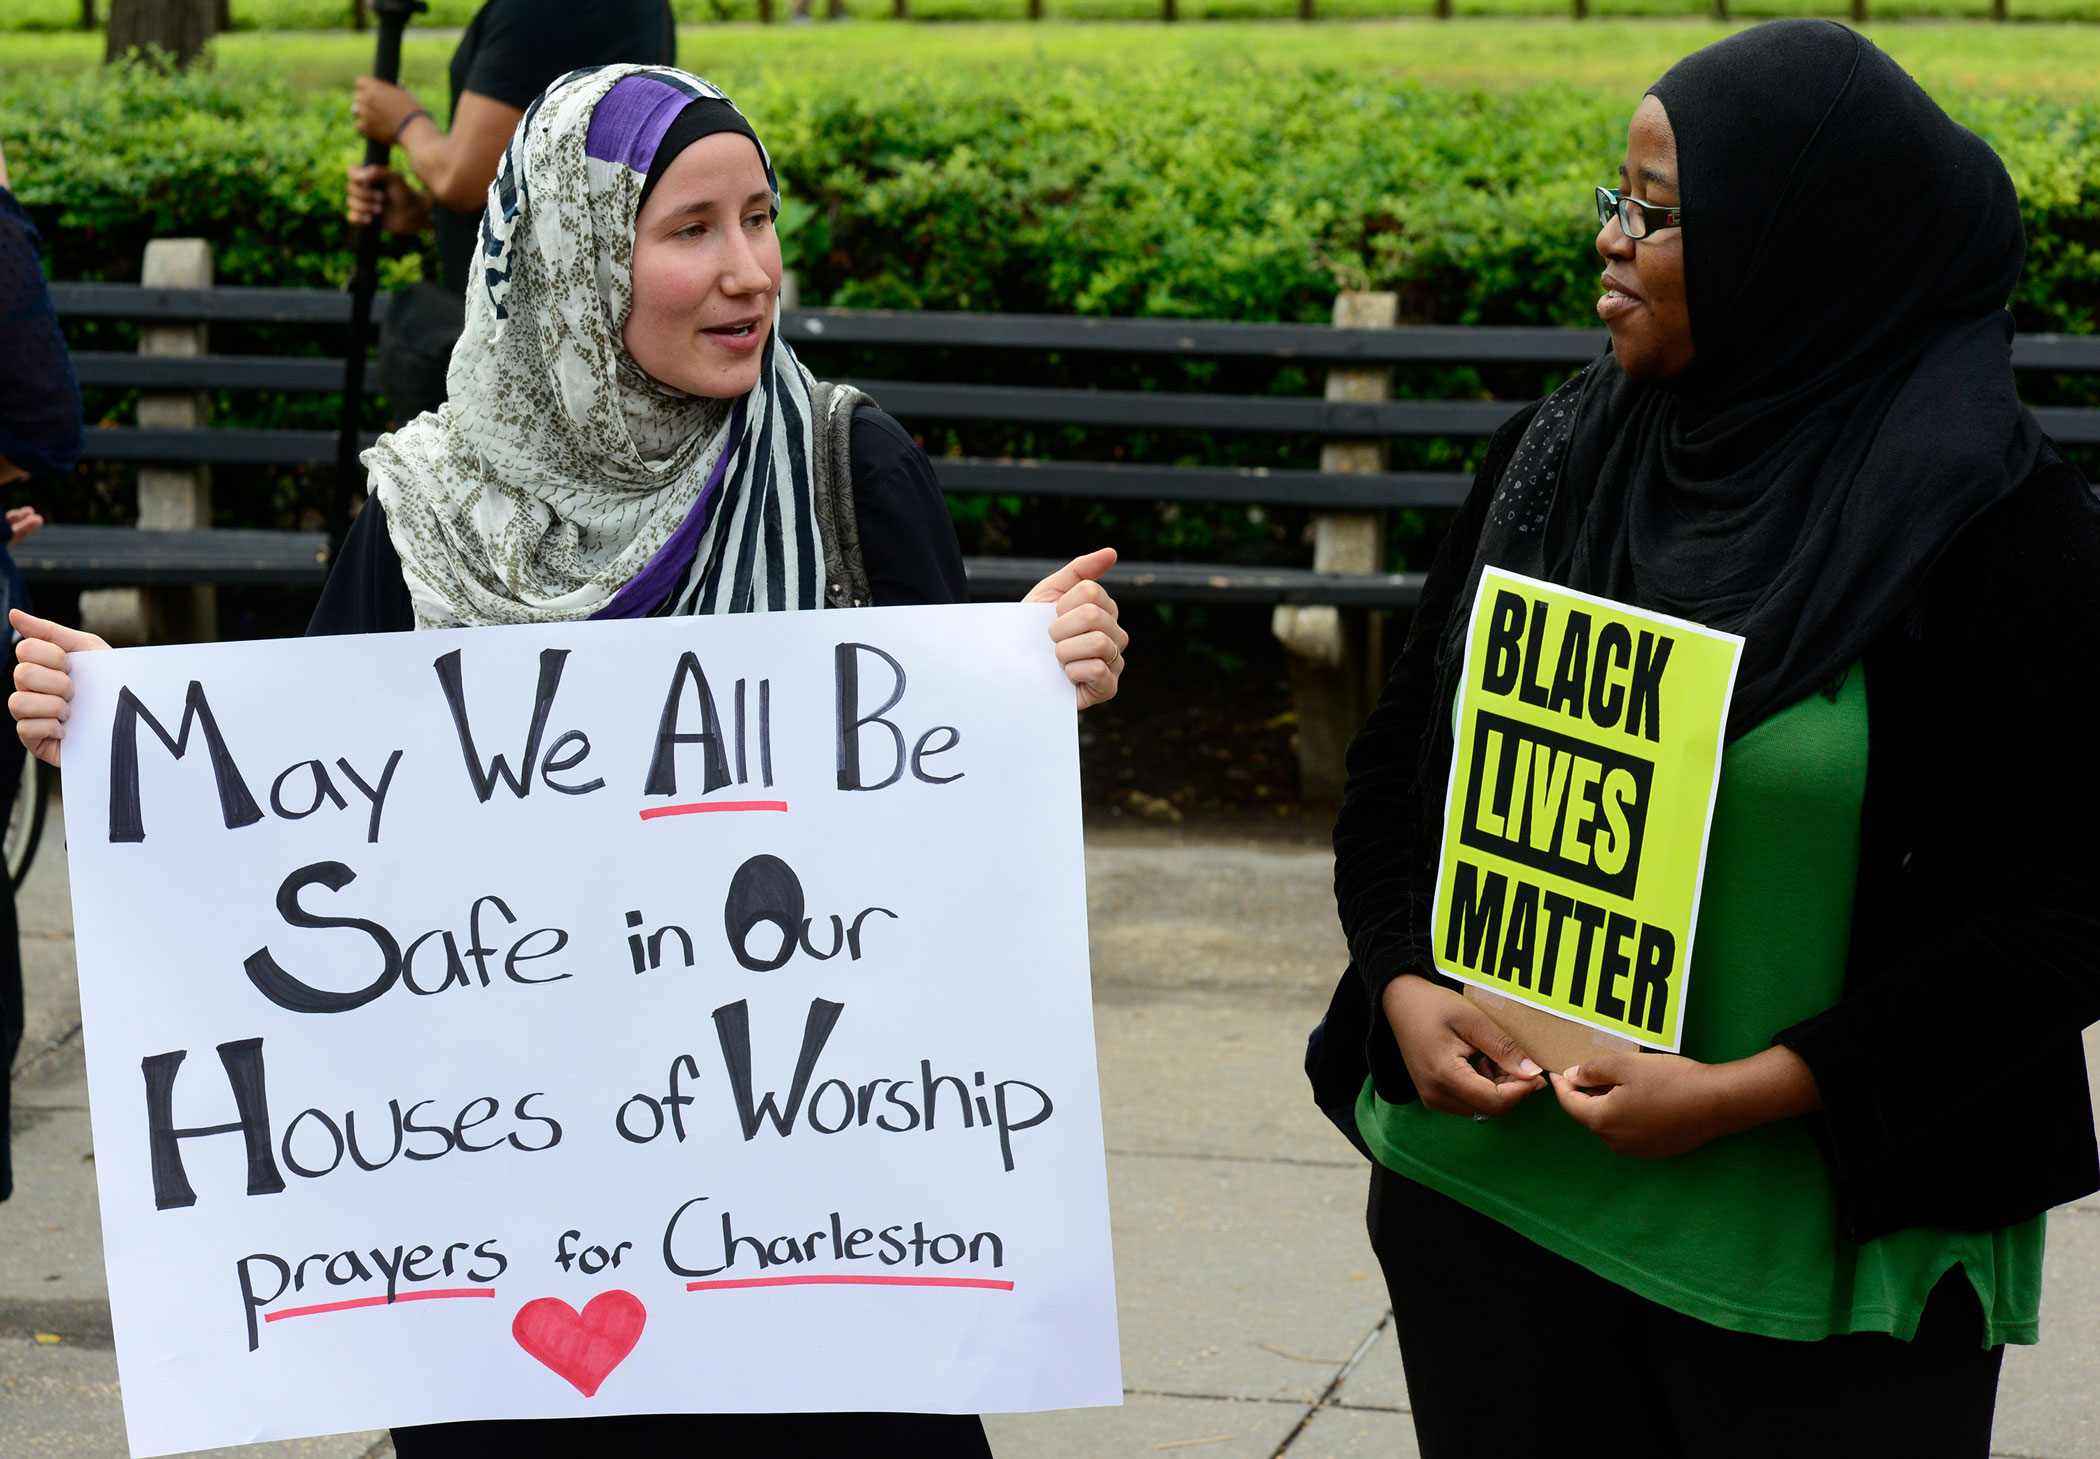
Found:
[60,604,1119,1456]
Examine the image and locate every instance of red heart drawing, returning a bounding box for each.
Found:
[512,1290,647,1398]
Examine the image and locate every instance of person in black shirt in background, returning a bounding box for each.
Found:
[345,0,676,421]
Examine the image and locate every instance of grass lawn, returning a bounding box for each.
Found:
[3,18,2099,101]
[11,0,2100,21]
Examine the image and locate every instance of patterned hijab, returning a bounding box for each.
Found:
[365,66,827,629]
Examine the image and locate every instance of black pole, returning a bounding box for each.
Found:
[332,0,425,551]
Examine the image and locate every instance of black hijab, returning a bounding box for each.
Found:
[1451,19,2042,741]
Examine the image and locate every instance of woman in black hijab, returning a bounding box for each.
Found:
[1325,20,2100,1456]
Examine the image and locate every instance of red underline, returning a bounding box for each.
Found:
[640,800,790,821]
[263,1287,496,1323]
[686,1275,1015,1293]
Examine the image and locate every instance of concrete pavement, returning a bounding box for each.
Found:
[5,817,2096,1457]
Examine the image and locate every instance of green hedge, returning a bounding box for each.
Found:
[0,65,418,292]
[3,59,2096,555]
[10,58,2096,326]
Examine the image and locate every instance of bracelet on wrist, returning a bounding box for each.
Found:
[393,108,433,145]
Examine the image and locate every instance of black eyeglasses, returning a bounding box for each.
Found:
[1595,185,1682,240]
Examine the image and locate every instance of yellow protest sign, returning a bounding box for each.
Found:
[1431,567,1742,1053]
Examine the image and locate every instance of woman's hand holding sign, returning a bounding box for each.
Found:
[1549,1045,1822,1159]
[1026,549,1128,712]
[10,608,107,769]
[1384,972,1545,1118]
[1382,960,1822,1149]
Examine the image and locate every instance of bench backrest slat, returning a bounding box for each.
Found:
[83,426,376,465]
[16,525,331,586]
[74,353,356,393]
[963,557,1427,606]
[849,380,1524,435]
[785,310,1613,363]
[54,284,2100,369]
[50,282,356,325]
[932,460,1473,509]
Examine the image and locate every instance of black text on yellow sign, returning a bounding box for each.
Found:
[1432,569,1741,1051]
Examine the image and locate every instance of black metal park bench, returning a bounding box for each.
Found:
[41,280,2100,602]
[37,280,1553,605]
[33,275,2100,789]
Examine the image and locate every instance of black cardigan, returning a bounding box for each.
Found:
[1318,402,2100,1242]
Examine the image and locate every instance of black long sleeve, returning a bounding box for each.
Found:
[846,406,968,608]
[1774,454,2100,1237]
[307,496,416,636]
[1330,403,1538,1105]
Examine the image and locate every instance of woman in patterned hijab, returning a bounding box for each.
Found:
[8,64,1124,1459]
[365,66,843,628]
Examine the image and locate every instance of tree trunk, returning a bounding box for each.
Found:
[80,0,97,30]
[893,0,906,15]
[215,0,229,31]
[1162,0,1176,20]
[1573,0,1587,18]
[351,0,367,28]
[1711,0,1726,17]
[105,0,217,65]
[1850,0,1864,19]
[827,0,844,17]
[1435,0,1450,17]
[1299,0,1313,16]
[1028,0,1042,15]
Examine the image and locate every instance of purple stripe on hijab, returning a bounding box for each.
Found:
[584,74,693,175]
[591,398,747,620]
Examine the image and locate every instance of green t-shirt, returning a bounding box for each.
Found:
[1358,665,2043,1346]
